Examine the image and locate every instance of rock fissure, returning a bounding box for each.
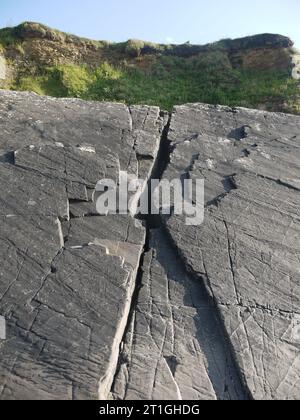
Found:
[111,111,252,400]
[0,92,299,400]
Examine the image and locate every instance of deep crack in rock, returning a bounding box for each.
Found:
[0,92,299,400]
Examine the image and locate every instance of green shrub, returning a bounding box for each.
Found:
[125,39,145,57]
[192,51,231,70]
[52,65,91,97]
[95,62,122,80]
[0,28,18,48]
[15,76,46,95]
[12,60,300,113]
[19,22,47,36]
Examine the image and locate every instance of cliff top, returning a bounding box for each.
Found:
[0,21,294,57]
[0,22,298,114]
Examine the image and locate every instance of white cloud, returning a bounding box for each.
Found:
[165,36,175,44]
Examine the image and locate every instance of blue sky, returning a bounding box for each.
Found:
[1,0,299,47]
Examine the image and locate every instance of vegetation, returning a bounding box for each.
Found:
[0,27,19,51]
[11,56,299,112]
[1,22,299,113]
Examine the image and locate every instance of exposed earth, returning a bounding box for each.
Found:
[0,23,299,113]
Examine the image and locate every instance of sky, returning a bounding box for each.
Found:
[0,0,299,47]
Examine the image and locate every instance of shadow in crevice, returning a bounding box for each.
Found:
[228,125,251,141]
[0,151,15,164]
[149,227,251,400]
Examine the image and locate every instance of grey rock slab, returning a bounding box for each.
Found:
[0,91,164,177]
[166,176,300,311]
[112,229,248,400]
[0,194,145,400]
[219,305,300,400]
[14,143,117,188]
[130,105,162,159]
[0,162,69,219]
[33,245,141,400]
[64,215,145,247]
[1,244,140,400]
[3,91,300,401]
[162,103,300,400]
[0,215,67,400]
[0,56,6,80]
[0,92,164,400]
[64,215,146,271]
[0,215,63,331]
[0,91,165,217]
[0,91,130,155]
[14,143,119,203]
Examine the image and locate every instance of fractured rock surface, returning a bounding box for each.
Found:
[0,91,300,400]
[112,230,248,400]
[0,56,6,81]
[0,91,163,400]
[160,104,300,400]
[292,54,300,80]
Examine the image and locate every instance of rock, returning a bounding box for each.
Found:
[228,33,293,51]
[292,53,300,80]
[1,24,297,115]
[0,91,300,401]
[112,230,249,400]
[0,56,6,80]
[160,104,300,400]
[0,91,164,400]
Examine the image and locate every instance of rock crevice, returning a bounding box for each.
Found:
[0,91,164,400]
[0,92,299,400]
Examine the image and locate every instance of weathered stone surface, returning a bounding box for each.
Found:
[292,53,300,80]
[160,104,300,400]
[0,91,163,400]
[112,230,248,400]
[0,56,6,80]
[1,91,300,401]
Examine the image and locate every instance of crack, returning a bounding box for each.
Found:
[32,300,93,336]
[256,173,300,192]
[103,194,150,400]
[173,226,252,400]
[205,174,238,208]
[110,111,253,401]
[30,247,65,304]
[109,112,172,397]
[159,222,253,400]
[164,357,183,400]
[172,133,200,148]
[223,220,241,305]
[218,301,300,318]
[128,107,133,131]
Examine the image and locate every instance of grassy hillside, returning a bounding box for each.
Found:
[0,22,299,113]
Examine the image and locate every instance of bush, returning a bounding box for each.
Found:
[0,28,18,48]
[16,22,48,39]
[125,39,145,57]
[12,59,300,114]
[46,65,91,97]
[15,76,46,95]
[192,51,231,70]
[95,62,122,80]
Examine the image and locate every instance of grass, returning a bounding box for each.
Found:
[12,57,300,112]
[2,22,298,113]
[0,27,19,52]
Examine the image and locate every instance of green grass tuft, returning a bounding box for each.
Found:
[13,57,300,112]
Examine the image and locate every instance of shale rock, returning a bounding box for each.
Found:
[0,91,163,400]
[0,91,300,401]
[161,104,300,400]
[292,53,300,80]
[0,56,5,80]
[112,230,248,400]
